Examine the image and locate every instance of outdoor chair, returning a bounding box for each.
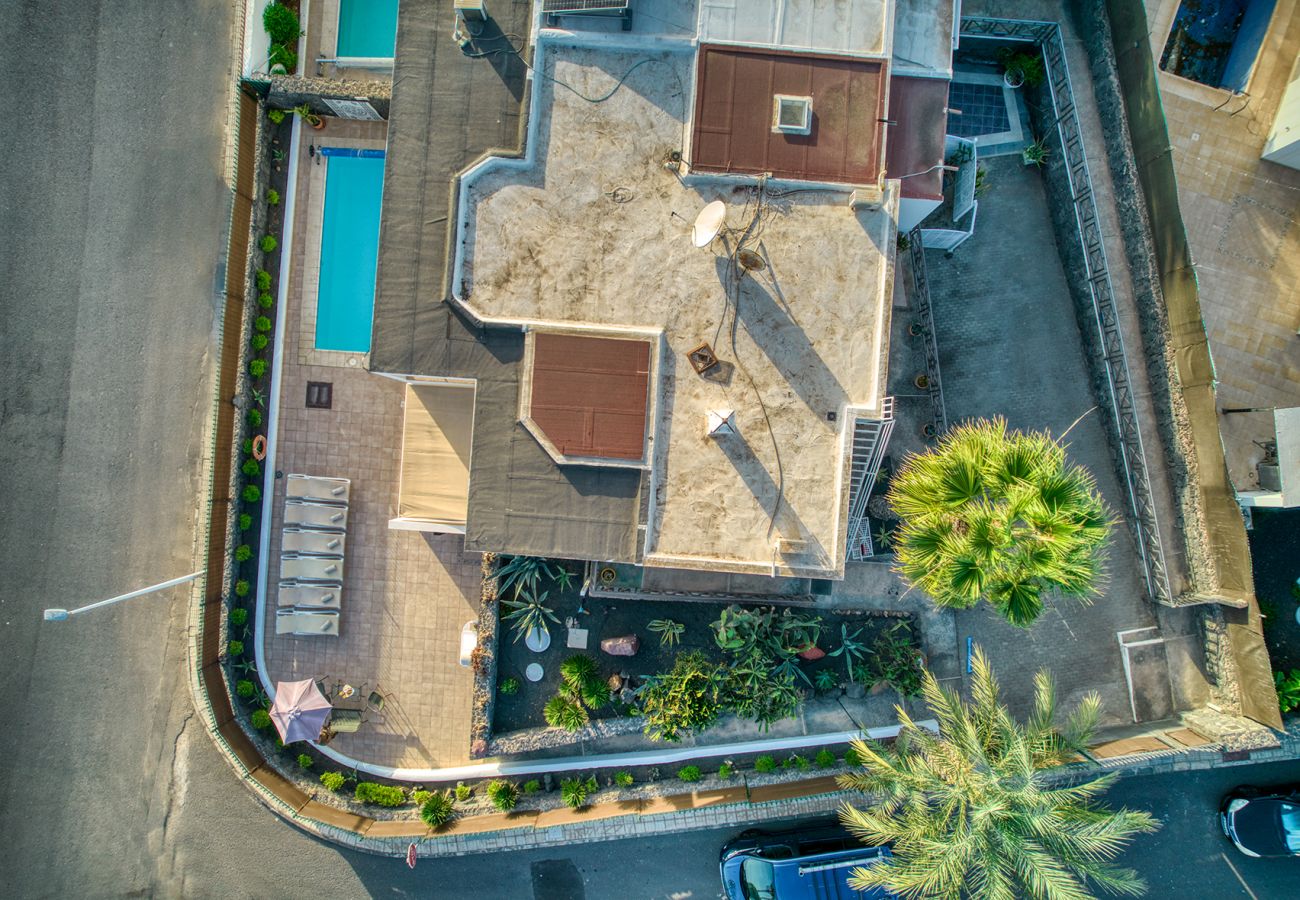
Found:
[367,688,391,713]
[329,708,363,733]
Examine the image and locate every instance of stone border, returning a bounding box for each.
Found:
[468,554,501,757]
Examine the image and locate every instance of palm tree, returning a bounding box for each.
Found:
[886,417,1110,627]
[837,647,1159,899]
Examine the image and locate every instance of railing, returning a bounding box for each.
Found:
[846,398,896,561]
[959,17,1174,608]
[908,226,948,437]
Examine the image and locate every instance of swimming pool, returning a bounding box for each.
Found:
[316,149,385,354]
[336,0,399,60]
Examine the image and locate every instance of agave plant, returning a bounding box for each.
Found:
[648,618,685,647]
[544,694,589,731]
[501,590,559,643]
[887,417,1111,627]
[827,623,871,682]
[496,555,558,600]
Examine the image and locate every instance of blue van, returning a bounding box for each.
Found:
[719,825,895,899]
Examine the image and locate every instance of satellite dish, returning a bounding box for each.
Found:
[691,200,727,248]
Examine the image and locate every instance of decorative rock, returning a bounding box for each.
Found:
[797,646,826,661]
[618,686,637,704]
[607,674,624,692]
[601,634,639,657]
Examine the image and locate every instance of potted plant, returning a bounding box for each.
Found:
[1022,138,1050,167]
[914,373,930,390]
[502,589,558,651]
[998,49,1045,90]
[293,103,325,130]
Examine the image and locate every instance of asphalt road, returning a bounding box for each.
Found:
[0,1,234,896]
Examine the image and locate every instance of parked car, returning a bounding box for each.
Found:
[719,824,894,899]
[1220,783,1300,858]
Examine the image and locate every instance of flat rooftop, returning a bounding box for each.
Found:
[458,44,896,577]
[690,45,887,185]
[698,0,889,57]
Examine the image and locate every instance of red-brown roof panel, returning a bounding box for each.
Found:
[690,45,887,185]
[884,75,951,201]
[529,334,651,461]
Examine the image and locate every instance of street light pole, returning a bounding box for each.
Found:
[43,570,204,621]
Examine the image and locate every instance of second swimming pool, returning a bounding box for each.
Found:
[336,0,399,59]
[316,149,385,354]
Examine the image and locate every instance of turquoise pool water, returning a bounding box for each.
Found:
[336,0,399,59]
[316,151,385,353]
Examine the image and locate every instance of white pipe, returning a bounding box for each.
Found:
[310,720,938,783]
[254,114,303,703]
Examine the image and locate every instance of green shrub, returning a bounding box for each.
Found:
[787,754,810,771]
[354,782,406,808]
[242,459,261,478]
[544,694,589,731]
[251,333,269,351]
[815,749,836,769]
[256,270,272,291]
[268,108,286,125]
[1278,669,1300,713]
[843,747,861,767]
[263,2,302,45]
[249,359,268,379]
[228,640,244,657]
[230,607,248,627]
[297,753,313,770]
[420,792,455,828]
[235,579,250,597]
[242,484,261,503]
[411,789,433,805]
[677,765,701,783]
[640,651,724,742]
[487,780,519,811]
[260,235,278,253]
[236,679,255,698]
[242,437,254,454]
[235,544,252,562]
[754,755,777,774]
[454,782,471,802]
[257,292,274,309]
[254,315,272,333]
[239,512,253,530]
[320,771,346,791]
[579,679,611,711]
[613,771,634,788]
[561,775,598,810]
[267,189,281,206]
[268,44,298,75]
[523,779,541,794]
[499,676,520,695]
[251,708,272,730]
[560,654,599,689]
[247,409,263,429]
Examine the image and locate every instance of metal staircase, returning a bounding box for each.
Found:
[845,397,895,561]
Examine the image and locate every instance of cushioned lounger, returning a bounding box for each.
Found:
[283,501,348,531]
[280,555,344,583]
[277,583,341,609]
[286,474,351,504]
[275,608,339,636]
[280,528,346,556]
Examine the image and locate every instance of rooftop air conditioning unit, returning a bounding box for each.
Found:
[542,0,634,30]
[1257,462,1282,492]
[455,0,489,23]
[773,95,813,135]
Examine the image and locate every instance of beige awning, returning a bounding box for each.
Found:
[397,383,474,526]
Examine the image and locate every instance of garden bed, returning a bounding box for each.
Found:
[490,562,925,743]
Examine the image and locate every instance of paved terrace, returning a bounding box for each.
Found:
[461,44,896,579]
[261,118,482,770]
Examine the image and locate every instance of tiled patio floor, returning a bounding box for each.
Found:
[261,117,484,769]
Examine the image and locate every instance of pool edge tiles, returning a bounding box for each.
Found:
[314,151,385,356]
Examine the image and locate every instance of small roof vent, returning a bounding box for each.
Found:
[706,409,736,437]
[773,95,812,135]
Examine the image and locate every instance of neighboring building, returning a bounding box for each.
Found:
[369,0,957,582]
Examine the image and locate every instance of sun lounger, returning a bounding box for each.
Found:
[275,608,339,636]
[280,555,344,583]
[329,708,362,733]
[280,528,346,556]
[286,474,350,505]
[277,583,341,609]
[283,501,348,531]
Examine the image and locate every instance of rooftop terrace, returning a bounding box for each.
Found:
[458,44,896,577]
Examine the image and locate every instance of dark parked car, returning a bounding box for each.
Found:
[1220,784,1300,858]
[719,824,894,899]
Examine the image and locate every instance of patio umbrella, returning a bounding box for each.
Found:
[269,679,333,744]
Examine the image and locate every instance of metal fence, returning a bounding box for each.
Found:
[959,17,1174,608]
[907,226,949,437]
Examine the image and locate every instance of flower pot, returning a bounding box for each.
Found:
[1003,70,1024,89]
[524,626,551,653]
[310,118,326,131]
[914,373,930,390]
